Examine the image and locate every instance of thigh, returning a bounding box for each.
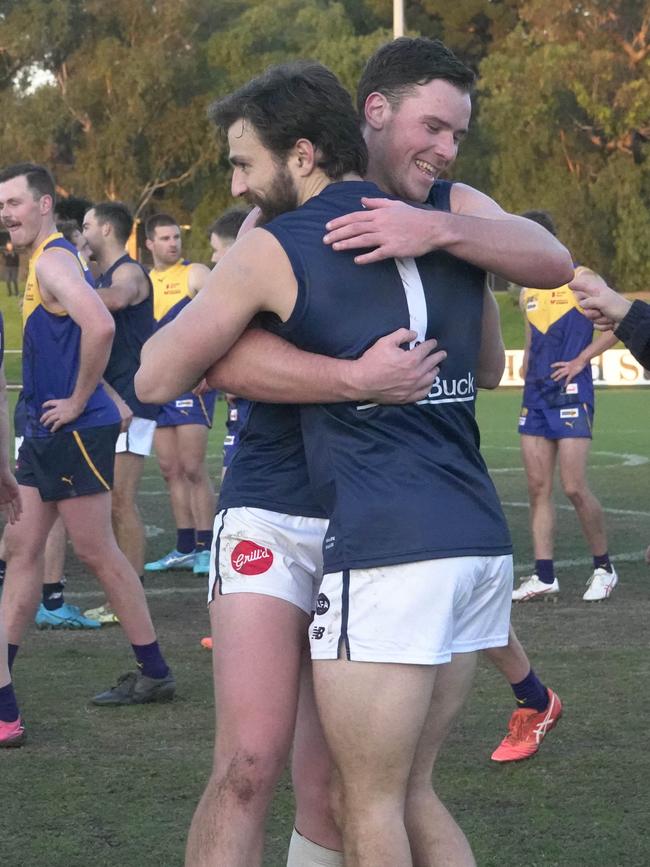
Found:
[209,592,309,763]
[313,658,437,791]
[520,433,557,491]
[175,424,209,473]
[557,436,592,489]
[113,452,145,502]
[57,491,115,558]
[153,425,180,470]
[451,555,512,654]
[3,484,58,558]
[408,652,477,786]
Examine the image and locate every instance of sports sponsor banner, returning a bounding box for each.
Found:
[500,350,650,387]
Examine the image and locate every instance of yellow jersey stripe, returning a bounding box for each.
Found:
[72,431,111,491]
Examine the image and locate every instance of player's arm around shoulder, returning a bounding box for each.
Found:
[448,183,574,288]
[97,262,150,311]
[136,228,297,405]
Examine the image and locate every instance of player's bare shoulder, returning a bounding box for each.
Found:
[35,245,89,310]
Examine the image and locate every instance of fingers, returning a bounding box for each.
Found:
[353,247,392,265]
[383,328,417,346]
[359,197,393,210]
[324,211,373,236]
[328,231,381,251]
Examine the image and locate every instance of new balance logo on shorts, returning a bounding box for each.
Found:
[230,540,274,575]
[311,626,325,640]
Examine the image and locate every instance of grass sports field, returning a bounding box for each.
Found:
[1,387,648,867]
[1,289,648,866]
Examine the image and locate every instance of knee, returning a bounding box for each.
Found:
[527,475,550,501]
[211,749,284,813]
[562,481,586,506]
[182,462,206,485]
[157,458,181,483]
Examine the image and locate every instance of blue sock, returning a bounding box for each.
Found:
[195,530,213,552]
[8,644,18,673]
[132,641,169,680]
[535,559,555,584]
[0,557,5,582]
[511,668,549,712]
[0,681,20,722]
[176,528,195,555]
[0,682,19,723]
[593,552,612,573]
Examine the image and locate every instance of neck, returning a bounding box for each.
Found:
[297,171,362,207]
[152,256,180,272]
[28,219,58,256]
[97,242,127,273]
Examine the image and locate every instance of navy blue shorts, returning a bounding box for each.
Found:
[156,390,217,428]
[15,423,120,501]
[518,403,593,440]
[223,398,251,468]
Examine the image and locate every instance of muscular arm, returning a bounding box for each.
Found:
[96,263,149,311]
[205,327,445,405]
[37,249,115,431]
[475,286,505,389]
[323,186,573,288]
[137,229,295,404]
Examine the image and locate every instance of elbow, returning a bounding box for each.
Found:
[477,356,505,390]
[538,246,575,289]
[134,366,166,405]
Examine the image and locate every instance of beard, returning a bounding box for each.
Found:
[249,162,300,225]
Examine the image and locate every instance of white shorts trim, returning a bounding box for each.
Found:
[208,507,327,615]
[14,436,23,462]
[310,555,513,664]
[115,417,156,456]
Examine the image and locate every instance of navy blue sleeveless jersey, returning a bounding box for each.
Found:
[97,254,157,420]
[22,233,119,438]
[219,180,466,520]
[263,180,512,572]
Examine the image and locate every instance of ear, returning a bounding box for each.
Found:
[364,92,390,131]
[145,238,153,253]
[40,194,53,216]
[291,138,317,176]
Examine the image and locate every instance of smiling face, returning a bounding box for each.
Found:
[366,78,471,203]
[0,174,52,250]
[228,120,299,224]
[81,208,105,257]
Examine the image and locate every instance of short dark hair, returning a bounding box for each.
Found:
[521,210,557,236]
[93,202,133,245]
[56,219,81,243]
[0,162,56,202]
[145,213,179,240]
[55,196,94,228]
[209,61,367,180]
[208,208,250,242]
[357,37,475,116]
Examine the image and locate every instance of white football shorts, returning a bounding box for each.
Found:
[208,506,328,615]
[310,554,513,664]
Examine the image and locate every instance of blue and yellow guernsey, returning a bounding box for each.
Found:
[522,267,595,409]
[150,258,193,326]
[22,232,119,438]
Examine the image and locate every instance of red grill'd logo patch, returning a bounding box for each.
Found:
[231,540,274,575]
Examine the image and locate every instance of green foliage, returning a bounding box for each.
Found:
[0,0,648,285]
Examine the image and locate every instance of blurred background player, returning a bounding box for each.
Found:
[3,242,19,297]
[0,306,23,746]
[0,214,100,631]
[0,163,174,708]
[514,210,619,602]
[81,202,157,624]
[144,214,216,577]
